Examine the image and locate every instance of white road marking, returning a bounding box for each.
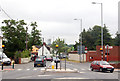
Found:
[88,69,91,70]
[27,69,30,71]
[16,75,33,79]
[38,75,51,77]
[79,72,85,73]
[55,77,88,79]
[17,69,22,71]
[81,69,85,70]
[33,68,37,70]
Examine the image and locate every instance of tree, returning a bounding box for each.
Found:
[113,32,120,46]
[74,25,113,51]
[51,38,68,55]
[27,22,42,49]
[1,20,27,57]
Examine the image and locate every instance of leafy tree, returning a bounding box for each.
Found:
[1,20,27,57]
[27,22,42,49]
[113,33,120,46]
[51,38,68,55]
[74,25,113,51]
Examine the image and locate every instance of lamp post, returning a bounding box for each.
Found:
[74,18,82,63]
[42,38,44,56]
[92,2,104,60]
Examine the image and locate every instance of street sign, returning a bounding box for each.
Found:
[77,45,85,54]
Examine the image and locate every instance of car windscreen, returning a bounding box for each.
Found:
[100,61,110,65]
[35,58,42,62]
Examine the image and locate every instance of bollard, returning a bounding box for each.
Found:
[1,62,3,70]
[12,61,15,69]
[51,61,55,69]
[56,61,58,69]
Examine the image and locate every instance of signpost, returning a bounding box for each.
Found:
[77,45,85,62]
[100,47,103,60]
[105,45,113,62]
[55,45,58,69]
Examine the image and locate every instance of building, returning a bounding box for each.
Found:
[68,46,120,62]
[86,46,120,62]
[38,43,52,57]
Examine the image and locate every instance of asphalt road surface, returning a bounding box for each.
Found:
[1,61,119,80]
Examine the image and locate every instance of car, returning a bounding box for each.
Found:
[0,53,11,65]
[34,56,46,67]
[90,61,114,73]
[31,53,37,61]
[46,56,53,61]
[53,57,60,63]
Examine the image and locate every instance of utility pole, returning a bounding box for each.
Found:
[74,18,82,63]
[92,2,104,61]
[42,38,44,56]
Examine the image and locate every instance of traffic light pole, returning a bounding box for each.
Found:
[56,45,58,69]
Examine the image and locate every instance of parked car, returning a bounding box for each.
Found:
[34,56,46,67]
[31,53,37,61]
[46,56,53,61]
[90,61,114,73]
[0,53,11,65]
[53,57,60,63]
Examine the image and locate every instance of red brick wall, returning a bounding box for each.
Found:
[86,51,101,62]
[86,46,119,62]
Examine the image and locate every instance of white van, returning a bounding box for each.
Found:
[0,52,11,65]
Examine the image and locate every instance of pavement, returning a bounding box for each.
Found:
[114,69,120,72]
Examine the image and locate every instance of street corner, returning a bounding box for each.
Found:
[45,68,78,73]
[0,68,15,71]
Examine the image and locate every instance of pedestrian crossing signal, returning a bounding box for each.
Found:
[100,48,103,51]
[56,45,58,48]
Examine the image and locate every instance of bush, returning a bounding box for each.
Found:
[15,51,21,58]
[15,50,30,58]
[21,50,30,58]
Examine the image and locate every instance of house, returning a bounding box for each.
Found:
[31,45,41,55]
[38,42,52,57]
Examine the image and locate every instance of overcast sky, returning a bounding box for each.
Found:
[0,0,119,44]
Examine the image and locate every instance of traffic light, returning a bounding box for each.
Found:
[2,45,5,48]
[56,45,58,48]
[100,48,103,51]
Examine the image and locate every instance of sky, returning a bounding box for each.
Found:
[0,0,119,44]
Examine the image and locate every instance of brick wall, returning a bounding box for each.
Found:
[86,46,120,62]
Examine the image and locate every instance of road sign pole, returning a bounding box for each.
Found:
[107,45,109,62]
[55,45,58,69]
[65,57,66,70]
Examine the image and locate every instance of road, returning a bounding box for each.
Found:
[1,61,119,79]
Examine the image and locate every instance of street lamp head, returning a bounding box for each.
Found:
[74,18,78,20]
[92,2,96,4]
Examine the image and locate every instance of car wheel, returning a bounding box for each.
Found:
[34,64,36,67]
[110,70,113,73]
[99,68,103,72]
[43,64,45,67]
[90,66,93,71]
